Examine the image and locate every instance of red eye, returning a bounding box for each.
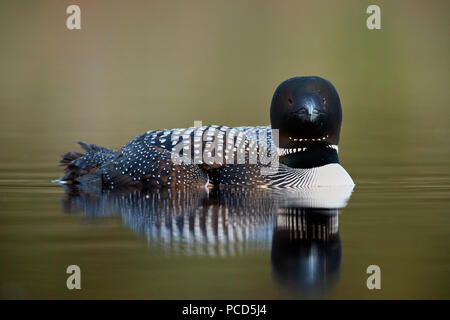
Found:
[288,98,293,105]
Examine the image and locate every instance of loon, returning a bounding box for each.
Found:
[57,76,354,189]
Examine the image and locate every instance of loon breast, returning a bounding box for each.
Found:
[267,163,355,188]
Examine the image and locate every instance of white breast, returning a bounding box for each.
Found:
[268,163,355,188]
[307,163,355,187]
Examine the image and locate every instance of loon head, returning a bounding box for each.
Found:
[270,76,342,149]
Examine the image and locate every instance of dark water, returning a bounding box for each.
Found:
[0,0,449,299]
[1,153,449,299]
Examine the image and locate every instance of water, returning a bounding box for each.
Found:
[0,0,449,299]
[1,157,448,299]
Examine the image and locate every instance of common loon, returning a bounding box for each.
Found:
[57,76,354,189]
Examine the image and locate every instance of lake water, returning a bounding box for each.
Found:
[1,143,448,299]
[0,0,449,299]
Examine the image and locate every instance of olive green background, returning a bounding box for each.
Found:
[0,0,449,299]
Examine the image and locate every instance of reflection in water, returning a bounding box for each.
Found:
[61,185,353,297]
[272,208,341,297]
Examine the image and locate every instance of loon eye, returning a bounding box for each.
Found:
[288,98,293,105]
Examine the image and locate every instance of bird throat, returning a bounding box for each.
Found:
[278,144,339,169]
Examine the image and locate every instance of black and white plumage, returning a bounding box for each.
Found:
[57,76,354,189]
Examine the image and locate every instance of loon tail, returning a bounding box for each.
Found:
[58,141,117,184]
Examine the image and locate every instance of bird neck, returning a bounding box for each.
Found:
[278,144,339,169]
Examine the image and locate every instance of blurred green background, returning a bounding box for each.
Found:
[0,0,449,299]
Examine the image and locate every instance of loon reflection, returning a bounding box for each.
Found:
[271,208,341,297]
[61,185,353,297]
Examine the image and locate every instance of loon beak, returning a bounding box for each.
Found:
[298,104,320,122]
[295,95,322,122]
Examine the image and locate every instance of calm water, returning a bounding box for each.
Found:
[0,126,449,299]
[0,0,449,299]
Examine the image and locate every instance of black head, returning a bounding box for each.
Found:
[270,76,342,148]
